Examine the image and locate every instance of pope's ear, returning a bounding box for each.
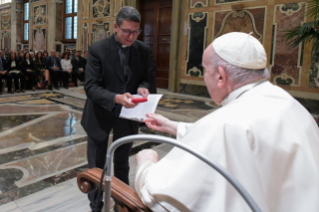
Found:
[217,66,227,88]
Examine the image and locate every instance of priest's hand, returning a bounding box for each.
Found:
[137,87,149,97]
[144,113,178,136]
[136,149,158,165]
[115,92,138,108]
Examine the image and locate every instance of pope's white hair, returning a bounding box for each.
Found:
[208,47,270,86]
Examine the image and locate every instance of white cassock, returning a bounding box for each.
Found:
[135,80,319,212]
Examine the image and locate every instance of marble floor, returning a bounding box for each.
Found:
[0,86,318,212]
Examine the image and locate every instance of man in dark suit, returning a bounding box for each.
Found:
[0,50,11,94]
[46,49,62,90]
[81,6,153,212]
[71,50,85,86]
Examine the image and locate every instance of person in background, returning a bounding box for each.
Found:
[56,52,61,61]
[69,50,75,60]
[71,50,85,87]
[7,51,25,93]
[21,52,36,91]
[30,51,36,61]
[60,52,72,89]
[34,51,51,90]
[18,51,24,64]
[0,50,11,95]
[43,51,48,61]
[46,49,62,90]
[135,32,319,212]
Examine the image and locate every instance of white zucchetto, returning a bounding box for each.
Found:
[212,32,267,69]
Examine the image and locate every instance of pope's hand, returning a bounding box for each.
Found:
[136,149,158,165]
[115,92,138,108]
[137,88,149,97]
[144,113,178,136]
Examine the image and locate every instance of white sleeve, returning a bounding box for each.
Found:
[135,161,184,212]
[176,122,194,140]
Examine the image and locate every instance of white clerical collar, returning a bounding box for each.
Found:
[221,79,267,106]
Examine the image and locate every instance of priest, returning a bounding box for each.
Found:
[134,32,319,212]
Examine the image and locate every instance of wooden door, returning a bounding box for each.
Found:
[139,0,172,89]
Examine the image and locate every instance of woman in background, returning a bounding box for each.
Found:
[7,52,25,93]
[20,52,36,91]
[60,52,72,89]
[34,51,51,90]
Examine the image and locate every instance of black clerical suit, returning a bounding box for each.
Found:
[81,34,152,211]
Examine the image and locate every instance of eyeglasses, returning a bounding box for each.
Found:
[118,25,142,36]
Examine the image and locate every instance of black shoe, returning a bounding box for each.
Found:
[63,86,68,89]
[55,86,59,90]
[48,85,53,90]
[45,81,48,89]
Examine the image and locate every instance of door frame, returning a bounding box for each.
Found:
[133,0,184,92]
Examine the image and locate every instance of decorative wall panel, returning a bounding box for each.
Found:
[33,4,47,26]
[213,8,266,42]
[189,0,208,8]
[91,22,110,44]
[1,12,11,30]
[1,31,10,50]
[185,12,208,77]
[16,3,22,9]
[16,12,23,42]
[33,28,46,51]
[56,3,63,41]
[92,0,110,18]
[270,3,305,86]
[83,0,90,19]
[82,23,89,51]
[114,0,129,16]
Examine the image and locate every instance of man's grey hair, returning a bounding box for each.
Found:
[208,49,270,86]
[116,6,141,26]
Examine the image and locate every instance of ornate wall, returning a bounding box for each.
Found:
[0,4,11,50]
[77,0,133,52]
[179,0,315,96]
[29,0,48,51]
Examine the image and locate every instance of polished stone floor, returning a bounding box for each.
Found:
[0,86,317,212]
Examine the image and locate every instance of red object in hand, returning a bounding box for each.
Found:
[131,97,148,103]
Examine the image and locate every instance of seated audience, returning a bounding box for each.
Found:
[20,52,36,91]
[34,51,51,90]
[71,50,85,86]
[60,52,72,89]
[7,51,25,93]
[0,50,11,95]
[46,49,62,90]
[135,32,319,212]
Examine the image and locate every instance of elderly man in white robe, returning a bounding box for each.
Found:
[134,32,319,212]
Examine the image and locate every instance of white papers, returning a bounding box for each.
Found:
[119,94,163,122]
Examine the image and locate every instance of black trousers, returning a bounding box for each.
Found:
[24,71,36,88]
[87,118,139,211]
[10,72,25,91]
[62,71,71,87]
[0,72,12,92]
[49,70,62,87]
[72,69,85,86]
